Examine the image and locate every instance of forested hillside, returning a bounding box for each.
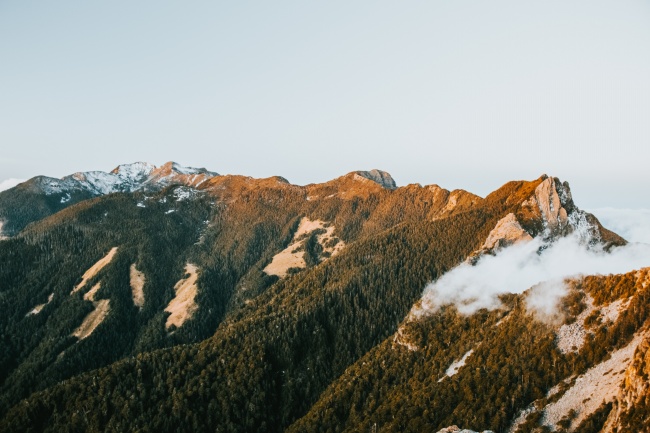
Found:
[0,165,638,433]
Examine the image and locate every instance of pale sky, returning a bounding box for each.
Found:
[1,1,649,208]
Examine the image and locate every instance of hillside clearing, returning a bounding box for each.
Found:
[71,247,118,294]
[73,299,110,340]
[130,264,145,309]
[165,264,199,329]
[264,217,345,278]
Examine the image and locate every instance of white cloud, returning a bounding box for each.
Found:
[414,235,650,317]
[0,178,25,192]
[588,208,650,245]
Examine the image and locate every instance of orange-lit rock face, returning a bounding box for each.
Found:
[481,213,533,251]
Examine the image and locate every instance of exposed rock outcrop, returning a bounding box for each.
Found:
[436,426,494,433]
[352,169,397,189]
[517,176,602,243]
[481,213,533,251]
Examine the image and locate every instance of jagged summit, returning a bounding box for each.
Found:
[109,161,156,178]
[352,169,397,189]
[149,161,218,177]
[471,174,625,259]
[49,161,219,196]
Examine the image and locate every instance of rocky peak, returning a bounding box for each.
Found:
[352,169,397,189]
[151,161,218,178]
[110,162,156,180]
[516,175,601,243]
[471,175,622,259]
[522,177,569,228]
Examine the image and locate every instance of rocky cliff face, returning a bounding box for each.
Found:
[352,169,397,189]
[480,213,533,251]
[470,175,617,259]
[517,176,601,243]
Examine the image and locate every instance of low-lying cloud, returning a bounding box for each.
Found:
[0,178,25,193]
[415,234,650,317]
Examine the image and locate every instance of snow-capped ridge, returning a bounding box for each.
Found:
[151,161,218,177]
[110,162,156,180]
[38,161,219,197]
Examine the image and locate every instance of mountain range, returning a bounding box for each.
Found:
[0,162,647,433]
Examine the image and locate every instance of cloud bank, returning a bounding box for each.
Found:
[589,208,650,245]
[0,178,24,192]
[415,234,650,317]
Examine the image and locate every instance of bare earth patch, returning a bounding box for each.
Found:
[556,294,596,354]
[71,283,109,340]
[263,237,306,278]
[541,331,645,430]
[130,264,145,309]
[600,298,629,324]
[556,295,630,354]
[164,264,199,329]
[25,293,54,317]
[73,299,110,340]
[71,247,118,294]
[264,218,345,278]
[83,283,101,301]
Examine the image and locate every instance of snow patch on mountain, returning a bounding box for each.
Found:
[168,162,209,175]
[439,349,475,382]
[173,187,196,201]
[23,162,218,199]
[25,293,54,317]
[111,162,155,180]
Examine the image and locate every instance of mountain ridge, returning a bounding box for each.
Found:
[0,164,644,433]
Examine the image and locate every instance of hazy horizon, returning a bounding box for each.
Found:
[2,1,649,208]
